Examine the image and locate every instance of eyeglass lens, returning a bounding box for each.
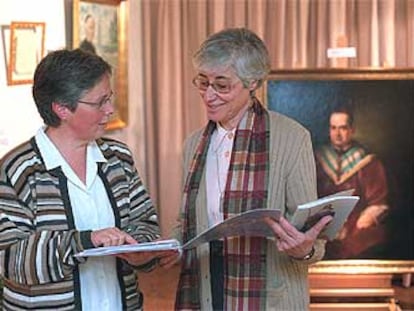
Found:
[78,91,114,109]
[192,77,232,94]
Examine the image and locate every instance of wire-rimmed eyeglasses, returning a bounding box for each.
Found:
[78,91,114,110]
[192,76,235,94]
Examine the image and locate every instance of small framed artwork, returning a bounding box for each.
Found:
[73,0,128,130]
[7,21,45,86]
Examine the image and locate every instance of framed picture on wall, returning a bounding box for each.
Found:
[7,21,45,86]
[73,0,128,130]
[262,68,414,274]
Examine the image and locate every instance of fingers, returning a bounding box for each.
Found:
[117,251,156,266]
[117,249,181,268]
[124,234,138,245]
[91,227,138,247]
[265,214,333,259]
[158,249,182,269]
[305,215,333,240]
[264,216,298,241]
[264,216,281,239]
[265,216,314,258]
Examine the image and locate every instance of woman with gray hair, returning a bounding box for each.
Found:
[173,28,332,310]
[0,49,177,310]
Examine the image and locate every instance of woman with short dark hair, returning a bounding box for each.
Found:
[0,49,176,310]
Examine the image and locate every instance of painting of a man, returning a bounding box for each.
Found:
[315,106,390,259]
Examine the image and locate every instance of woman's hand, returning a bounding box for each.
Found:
[91,228,182,267]
[158,249,182,269]
[91,227,137,247]
[116,249,181,267]
[264,215,332,259]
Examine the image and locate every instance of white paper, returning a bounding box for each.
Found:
[182,209,281,249]
[292,193,359,240]
[75,239,181,257]
[75,191,357,257]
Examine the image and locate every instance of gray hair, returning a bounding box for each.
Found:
[193,28,270,88]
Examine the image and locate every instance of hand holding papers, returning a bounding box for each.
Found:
[291,189,359,240]
[75,190,359,257]
[75,210,280,257]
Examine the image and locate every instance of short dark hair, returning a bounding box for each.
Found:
[331,105,355,127]
[32,48,111,127]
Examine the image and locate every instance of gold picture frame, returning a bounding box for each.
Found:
[262,68,414,274]
[73,0,128,130]
[7,21,45,86]
[310,259,414,275]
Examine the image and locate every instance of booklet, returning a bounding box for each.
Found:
[75,209,280,257]
[291,189,359,240]
[182,208,281,249]
[75,239,182,257]
[75,190,359,257]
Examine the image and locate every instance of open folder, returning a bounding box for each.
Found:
[75,189,359,257]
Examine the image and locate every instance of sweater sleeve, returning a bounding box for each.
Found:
[269,112,325,263]
[0,177,90,285]
[284,126,326,263]
[121,156,161,272]
[126,165,160,243]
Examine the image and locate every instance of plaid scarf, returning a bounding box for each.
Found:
[175,98,270,310]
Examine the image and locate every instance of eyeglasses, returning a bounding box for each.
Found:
[192,76,235,94]
[78,91,114,110]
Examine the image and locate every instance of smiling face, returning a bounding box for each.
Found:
[55,74,114,143]
[194,67,256,130]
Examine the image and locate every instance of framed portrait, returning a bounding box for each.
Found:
[262,68,414,274]
[73,0,128,130]
[7,22,45,86]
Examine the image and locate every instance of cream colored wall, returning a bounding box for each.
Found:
[0,0,148,205]
[0,0,66,157]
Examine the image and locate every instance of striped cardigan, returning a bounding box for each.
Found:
[0,137,160,310]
